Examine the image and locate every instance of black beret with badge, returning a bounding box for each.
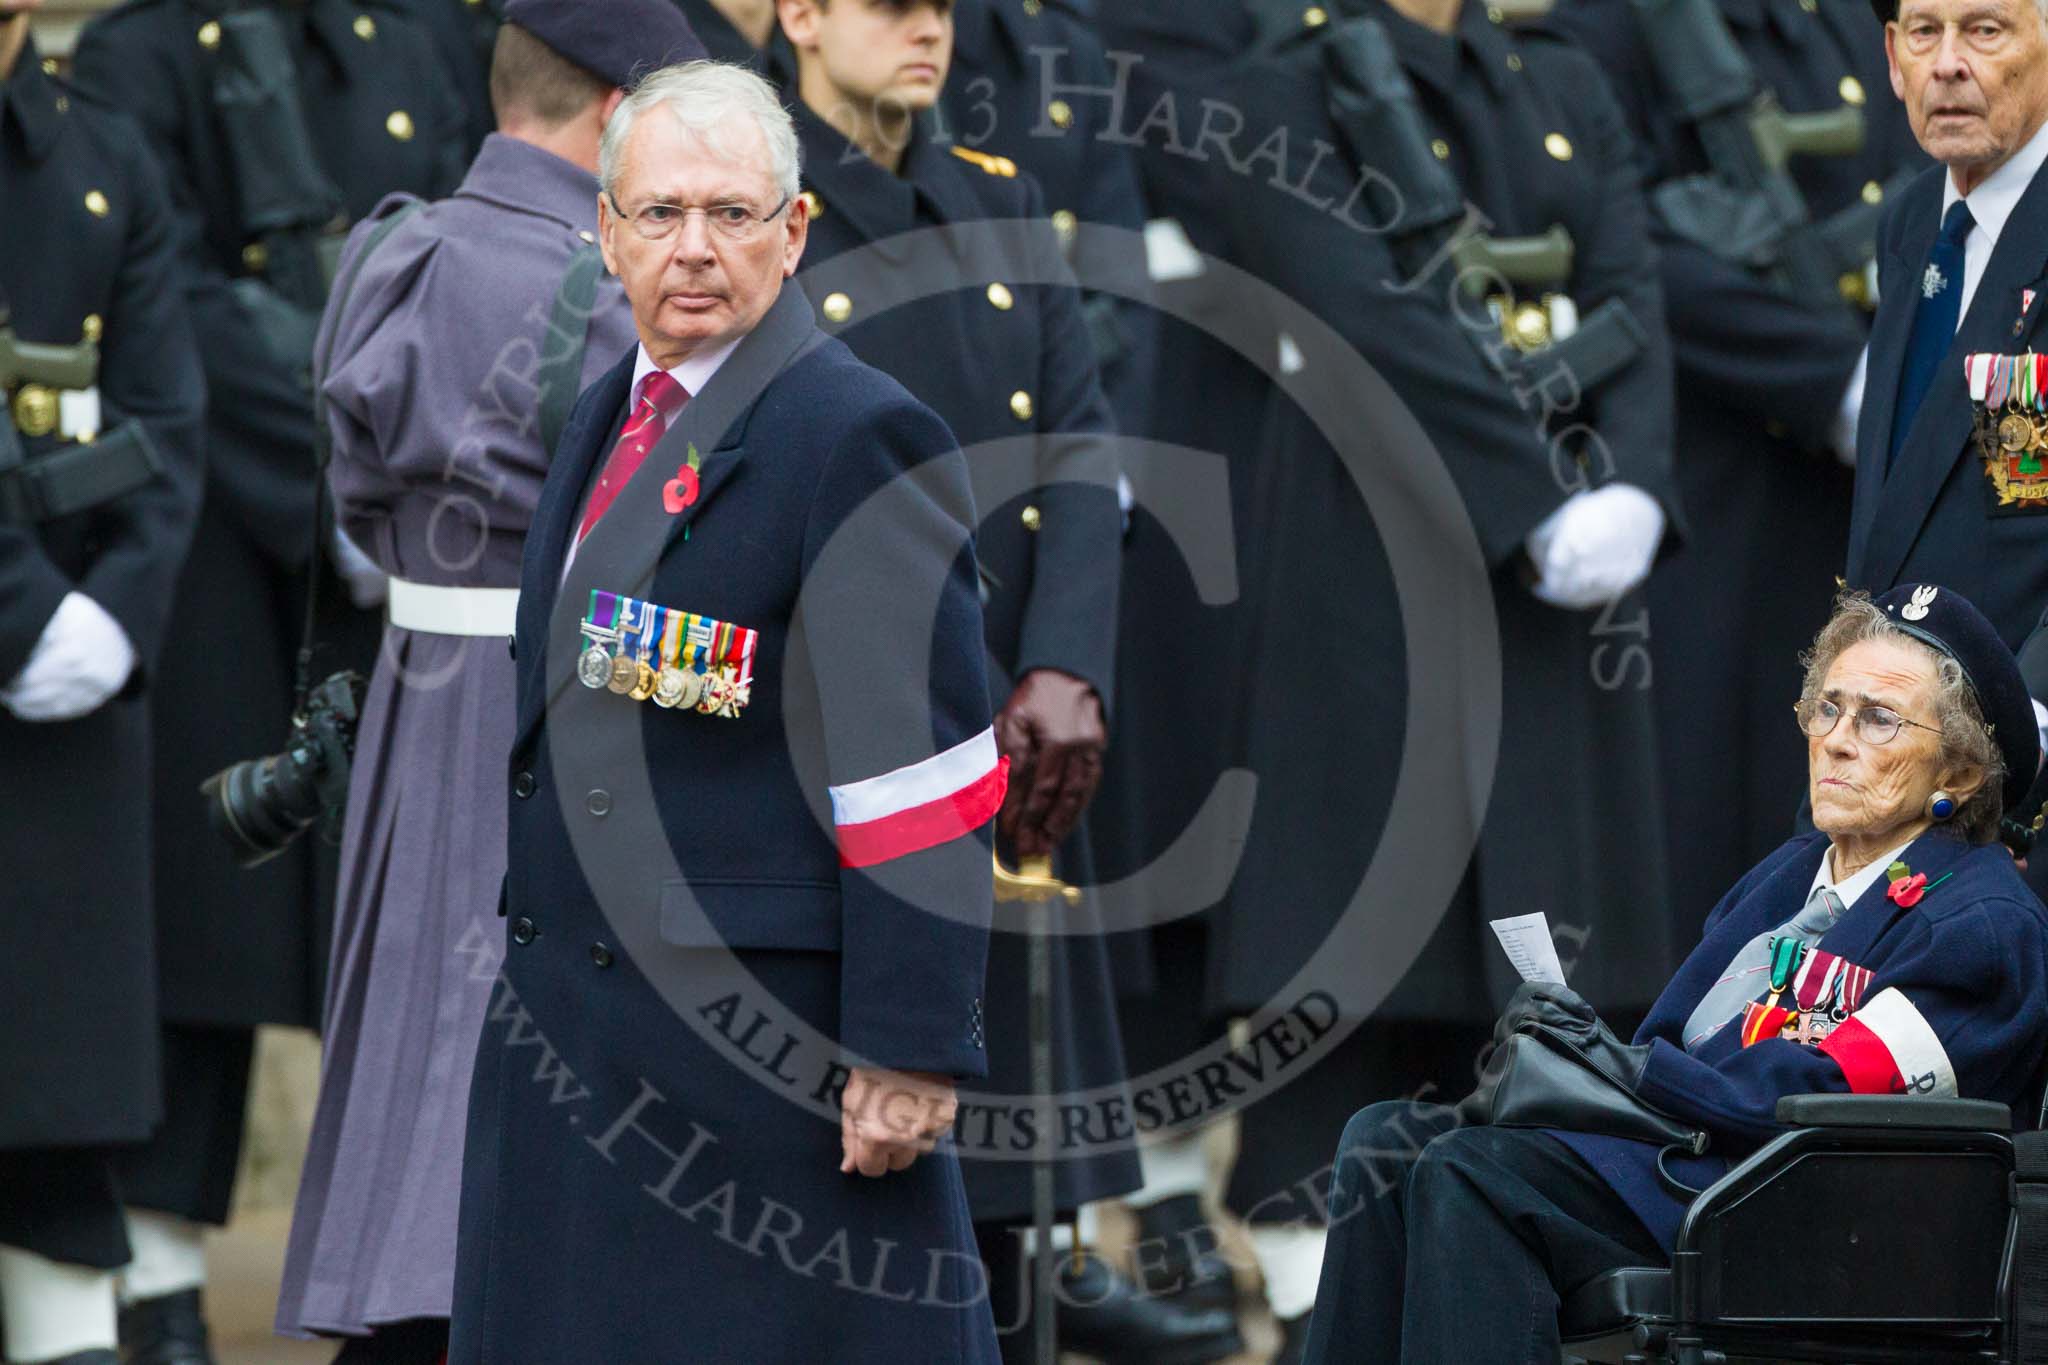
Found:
[1873,582,2041,814]
[500,0,709,88]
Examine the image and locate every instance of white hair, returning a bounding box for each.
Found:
[599,61,801,205]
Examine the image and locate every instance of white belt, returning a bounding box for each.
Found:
[386,579,520,637]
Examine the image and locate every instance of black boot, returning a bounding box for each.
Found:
[1054,1249,1244,1365]
[1129,1192,1241,1315]
[117,1288,216,1365]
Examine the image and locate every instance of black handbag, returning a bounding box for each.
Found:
[1470,1020,1710,1156]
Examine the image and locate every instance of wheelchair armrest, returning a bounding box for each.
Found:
[1774,1093,2011,1131]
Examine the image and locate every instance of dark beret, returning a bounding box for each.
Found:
[1874,582,2040,811]
[501,0,709,89]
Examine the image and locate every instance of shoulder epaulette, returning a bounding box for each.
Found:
[949,146,1018,178]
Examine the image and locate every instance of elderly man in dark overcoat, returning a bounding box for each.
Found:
[0,3,204,1361]
[449,61,1004,1361]
[66,2,465,1353]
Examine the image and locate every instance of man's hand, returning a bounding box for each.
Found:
[994,669,1106,858]
[1,591,136,722]
[839,1066,958,1177]
[1524,484,1665,610]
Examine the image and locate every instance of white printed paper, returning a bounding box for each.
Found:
[1489,912,1567,986]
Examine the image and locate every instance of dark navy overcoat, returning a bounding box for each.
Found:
[450,286,1004,1362]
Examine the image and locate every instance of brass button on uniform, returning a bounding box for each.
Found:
[1047,99,1074,130]
[198,20,221,48]
[986,282,1015,311]
[84,190,109,218]
[386,110,415,142]
[821,291,853,323]
[1051,209,1077,244]
[242,242,269,273]
[1509,301,1550,351]
[799,189,824,219]
[81,314,103,344]
[1487,4,1505,18]
[1862,179,1884,205]
[1544,133,1573,161]
[40,57,58,76]
[586,789,612,817]
[1009,390,1034,422]
[353,14,377,40]
[1303,5,1329,25]
[1430,138,1451,161]
[1022,0,1042,13]
[1839,75,1866,105]
[12,386,58,439]
[1020,505,1042,531]
[1505,52,1524,72]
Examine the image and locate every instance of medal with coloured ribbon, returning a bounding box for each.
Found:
[1967,351,2048,508]
[576,590,759,718]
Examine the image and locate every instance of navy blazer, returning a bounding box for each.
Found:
[1556,830,2048,1250]
[1848,159,2048,646]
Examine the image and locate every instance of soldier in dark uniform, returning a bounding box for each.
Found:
[1555,0,1925,950]
[392,0,504,157]
[774,3,1240,1360]
[0,5,204,1362]
[941,0,1155,435]
[1208,1,1682,1351]
[66,3,464,1357]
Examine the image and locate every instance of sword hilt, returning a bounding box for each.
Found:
[993,852,1082,906]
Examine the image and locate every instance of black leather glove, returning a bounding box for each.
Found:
[1495,982,1652,1091]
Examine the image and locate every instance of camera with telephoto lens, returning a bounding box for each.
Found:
[201,670,364,867]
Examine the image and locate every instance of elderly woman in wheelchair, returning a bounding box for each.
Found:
[1301,584,2048,1365]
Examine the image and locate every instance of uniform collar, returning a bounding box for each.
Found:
[1369,0,1515,101]
[455,133,603,234]
[1,36,64,166]
[1941,114,2048,255]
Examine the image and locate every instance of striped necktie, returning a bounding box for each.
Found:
[578,369,686,542]
[1682,884,1845,1051]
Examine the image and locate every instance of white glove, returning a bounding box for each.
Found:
[332,523,388,610]
[1525,483,1666,610]
[1,591,137,722]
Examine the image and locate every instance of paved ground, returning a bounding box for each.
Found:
[205,1202,1283,1365]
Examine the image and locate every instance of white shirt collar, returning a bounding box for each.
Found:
[1941,115,2048,248]
[1808,835,1919,910]
[629,334,743,418]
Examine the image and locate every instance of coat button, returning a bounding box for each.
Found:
[513,770,536,799]
[1839,75,1866,105]
[1544,133,1573,162]
[590,943,614,968]
[81,314,103,344]
[1303,5,1329,25]
[821,292,853,323]
[511,917,537,945]
[986,282,1015,311]
[507,634,517,660]
[586,789,612,817]
[353,14,377,40]
[800,189,824,219]
[1046,99,1074,130]
[1009,390,1034,422]
[84,190,110,218]
[1020,505,1042,531]
[198,19,221,48]
[387,110,415,142]
[1050,209,1077,246]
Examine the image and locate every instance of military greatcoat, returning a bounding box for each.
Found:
[1216,0,1682,1024]
[72,0,466,1033]
[784,97,1139,1222]
[1558,0,1925,935]
[0,41,205,1158]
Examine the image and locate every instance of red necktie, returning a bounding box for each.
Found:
[578,369,686,542]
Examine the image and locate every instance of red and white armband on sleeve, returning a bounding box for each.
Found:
[829,728,1009,869]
